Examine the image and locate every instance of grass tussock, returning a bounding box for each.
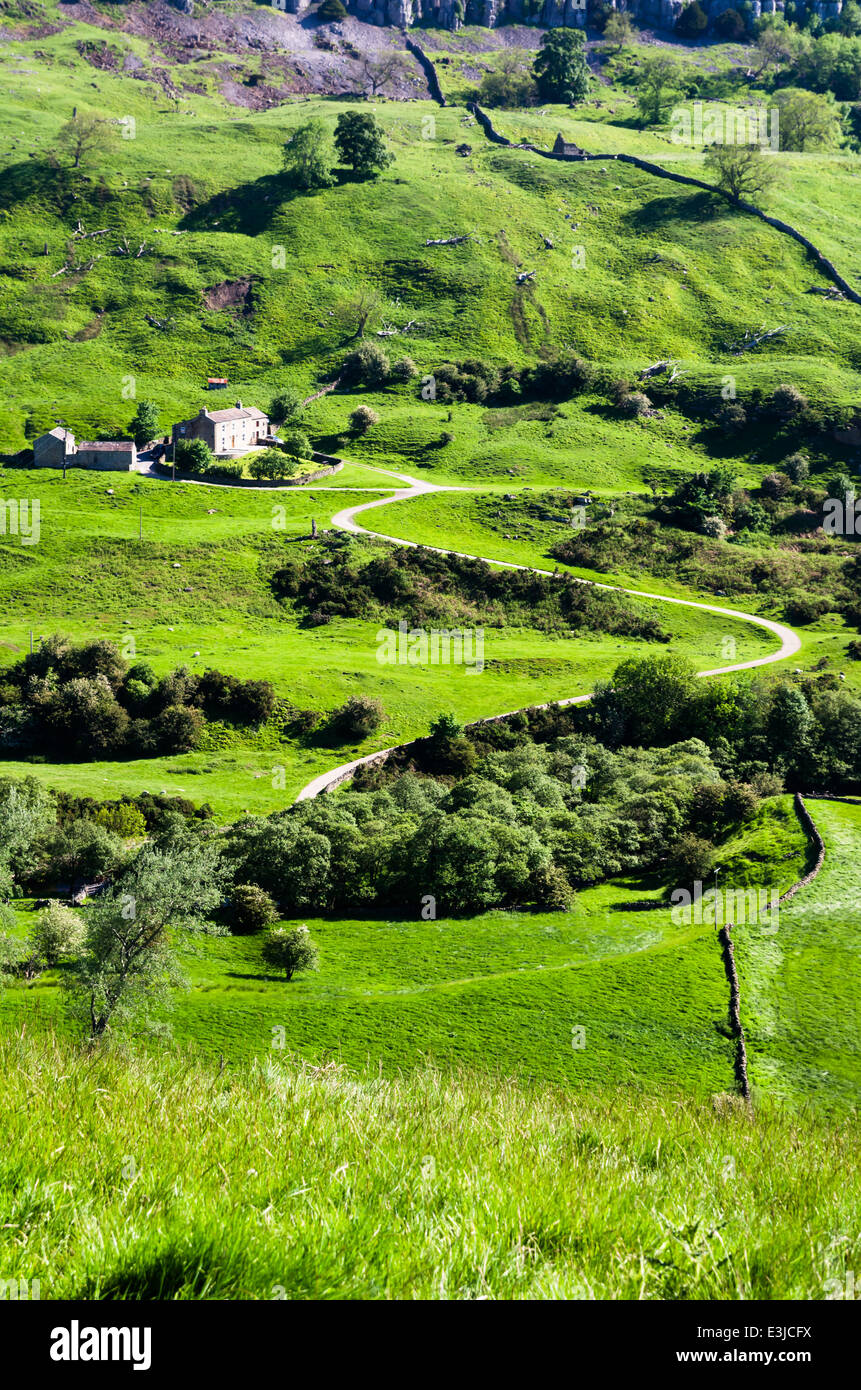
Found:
[0,1031,857,1300]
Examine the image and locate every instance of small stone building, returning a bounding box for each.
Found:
[552,133,586,158]
[172,403,270,455]
[33,430,136,471]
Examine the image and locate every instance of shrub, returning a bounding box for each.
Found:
[785,594,831,625]
[762,471,792,501]
[154,704,203,753]
[669,833,715,885]
[30,900,86,965]
[770,383,808,419]
[389,357,418,383]
[280,428,313,461]
[230,883,279,934]
[249,448,297,481]
[784,452,810,483]
[349,405,380,433]
[341,342,390,386]
[330,694,385,739]
[701,515,728,538]
[618,391,652,418]
[269,388,304,426]
[174,438,213,473]
[716,402,747,435]
[317,0,347,19]
[93,803,147,838]
[261,924,319,981]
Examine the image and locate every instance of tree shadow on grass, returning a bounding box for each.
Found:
[622,189,722,234]
[178,173,294,237]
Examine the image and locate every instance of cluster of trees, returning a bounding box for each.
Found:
[0,637,275,760]
[223,727,765,916]
[282,112,393,192]
[477,30,591,109]
[415,351,595,406]
[340,341,418,387]
[174,433,312,480]
[272,538,669,642]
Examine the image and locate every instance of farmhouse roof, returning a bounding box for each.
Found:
[204,406,267,424]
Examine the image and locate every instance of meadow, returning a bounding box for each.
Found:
[0,5,859,1303]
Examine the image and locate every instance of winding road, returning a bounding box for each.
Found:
[294,464,802,801]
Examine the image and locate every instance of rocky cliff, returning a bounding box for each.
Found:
[337,0,846,34]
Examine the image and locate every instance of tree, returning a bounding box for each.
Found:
[773,87,841,150]
[359,52,409,98]
[335,289,383,341]
[66,839,225,1041]
[269,387,304,426]
[330,694,385,739]
[751,20,800,80]
[282,428,313,460]
[477,51,538,108]
[604,12,634,51]
[30,900,86,966]
[230,883,279,934]
[532,30,591,104]
[714,8,746,40]
[770,383,808,418]
[174,438,213,473]
[669,833,715,885]
[389,357,418,383]
[249,447,297,481]
[334,112,393,180]
[704,142,777,202]
[675,2,708,37]
[261,924,319,981]
[0,776,55,889]
[129,401,159,450]
[318,0,346,18]
[55,112,115,170]
[282,119,334,193]
[636,53,682,125]
[609,653,698,746]
[35,818,124,890]
[349,405,380,433]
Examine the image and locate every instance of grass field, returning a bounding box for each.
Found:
[0,1029,857,1299]
[0,8,859,1282]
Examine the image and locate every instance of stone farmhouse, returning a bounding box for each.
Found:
[172,402,270,455]
[33,428,136,471]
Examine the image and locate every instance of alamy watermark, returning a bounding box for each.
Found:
[0,498,40,545]
[670,102,779,152]
[376,619,484,674]
[671,881,779,930]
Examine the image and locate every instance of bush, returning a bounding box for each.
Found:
[669,833,715,885]
[341,342,390,386]
[784,452,810,483]
[389,357,418,383]
[618,391,652,418]
[174,438,213,473]
[261,924,319,981]
[317,0,347,19]
[762,471,792,501]
[248,448,297,481]
[349,405,380,433]
[269,388,304,426]
[154,704,203,753]
[330,694,385,739]
[93,803,147,838]
[280,428,313,461]
[30,900,85,965]
[230,883,279,934]
[770,384,808,419]
[716,402,747,435]
[701,515,728,538]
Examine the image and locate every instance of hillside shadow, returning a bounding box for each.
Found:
[624,190,720,232]
[179,173,294,237]
[0,160,73,216]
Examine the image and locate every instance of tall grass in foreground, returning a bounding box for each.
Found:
[0,1031,857,1300]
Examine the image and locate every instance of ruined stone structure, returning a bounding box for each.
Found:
[298,0,845,33]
